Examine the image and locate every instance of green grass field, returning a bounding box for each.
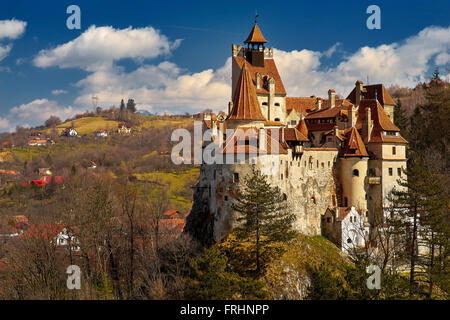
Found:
[51,117,120,135]
[135,167,199,212]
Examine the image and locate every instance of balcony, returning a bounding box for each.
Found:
[369,176,381,185]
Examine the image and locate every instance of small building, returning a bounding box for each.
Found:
[28,139,48,146]
[61,128,78,137]
[322,206,369,254]
[118,123,132,134]
[94,129,108,137]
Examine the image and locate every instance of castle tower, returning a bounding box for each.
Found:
[339,127,369,211]
[227,62,266,129]
[231,18,287,124]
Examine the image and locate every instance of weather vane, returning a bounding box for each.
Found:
[255,11,259,24]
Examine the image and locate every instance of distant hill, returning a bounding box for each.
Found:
[136,110,154,116]
[46,117,120,135]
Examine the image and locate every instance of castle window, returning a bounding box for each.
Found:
[327,217,331,223]
[275,118,280,122]
[392,146,396,155]
[327,137,332,142]
[290,120,297,125]
[317,160,319,168]
[332,195,336,206]
[328,161,331,168]
[321,162,324,168]
[352,169,359,177]
[224,196,228,201]
[344,197,348,207]
[347,238,352,244]
[281,174,284,180]
[389,168,393,176]
[275,103,280,106]
[282,194,287,201]
[262,102,268,106]
[233,173,239,182]
[398,168,402,176]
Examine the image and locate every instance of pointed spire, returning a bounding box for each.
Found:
[244,23,268,44]
[296,118,309,138]
[228,62,266,121]
[341,127,369,157]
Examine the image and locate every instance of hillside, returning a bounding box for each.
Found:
[264,234,351,299]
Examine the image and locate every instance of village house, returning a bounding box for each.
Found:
[61,128,78,137]
[28,139,49,146]
[118,123,132,134]
[188,20,408,252]
[94,129,108,137]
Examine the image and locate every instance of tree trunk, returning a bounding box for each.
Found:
[409,203,418,296]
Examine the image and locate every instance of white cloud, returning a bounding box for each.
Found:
[34,25,182,71]
[274,25,450,97]
[0,19,27,40]
[0,117,9,130]
[0,19,27,64]
[0,44,11,61]
[4,24,446,131]
[0,99,83,132]
[52,89,68,95]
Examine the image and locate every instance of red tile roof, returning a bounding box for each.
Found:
[356,100,407,144]
[340,127,369,157]
[244,24,268,43]
[286,97,317,114]
[228,62,266,121]
[21,224,65,242]
[221,127,288,154]
[234,56,286,96]
[282,128,309,142]
[346,84,396,106]
[296,118,309,137]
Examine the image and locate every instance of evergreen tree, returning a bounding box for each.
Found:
[431,67,441,82]
[387,157,445,297]
[126,99,137,113]
[119,99,127,121]
[232,168,296,275]
[186,246,267,299]
[394,98,408,136]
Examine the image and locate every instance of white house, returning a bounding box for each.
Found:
[341,206,369,254]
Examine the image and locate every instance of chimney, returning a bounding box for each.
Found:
[268,77,275,121]
[355,80,363,106]
[328,89,336,108]
[259,128,266,153]
[218,120,225,147]
[349,106,357,128]
[316,98,322,110]
[256,72,261,89]
[228,101,233,115]
[362,108,372,143]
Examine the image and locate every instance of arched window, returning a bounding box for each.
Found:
[274,118,280,122]
[282,193,287,201]
[352,169,359,177]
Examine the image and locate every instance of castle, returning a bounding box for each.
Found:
[186,21,408,252]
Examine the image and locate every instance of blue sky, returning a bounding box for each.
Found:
[0,0,449,131]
